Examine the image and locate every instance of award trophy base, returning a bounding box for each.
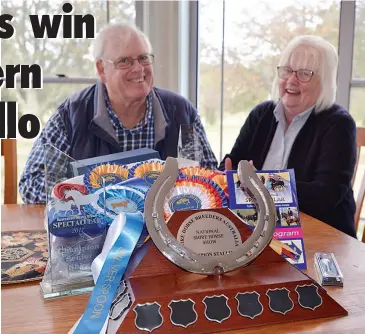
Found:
[120,208,346,333]
[40,231,106,299]
[40,276,94,299]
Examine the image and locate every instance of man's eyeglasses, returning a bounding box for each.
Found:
[277,66,314,83]
[104,54,155,69]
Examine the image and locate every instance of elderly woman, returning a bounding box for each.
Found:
[220,35,357,237]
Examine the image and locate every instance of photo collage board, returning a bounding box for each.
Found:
[226,169,307,270]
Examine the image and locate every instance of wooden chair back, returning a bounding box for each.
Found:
[1,139,17,204]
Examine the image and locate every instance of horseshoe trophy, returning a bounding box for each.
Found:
[119,158,347,333]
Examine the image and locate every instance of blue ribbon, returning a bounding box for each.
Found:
[73,212,144,334]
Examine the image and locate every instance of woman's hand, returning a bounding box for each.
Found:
[224,157,233,171]
[224,157,255,171]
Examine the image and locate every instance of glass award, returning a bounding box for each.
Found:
[41,144,109,299]
[177,124,203,166]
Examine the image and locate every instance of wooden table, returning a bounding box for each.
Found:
[2,204,365,334]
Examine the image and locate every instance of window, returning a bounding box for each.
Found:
[198,1,224,162]
[353,0,365,78]
[109,0,136,23]
[350,1,365,126]
[350,88,365,126]
[199,0,341,161]
[349,1,365,236]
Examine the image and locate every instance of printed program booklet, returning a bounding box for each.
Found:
[226,169,307,270]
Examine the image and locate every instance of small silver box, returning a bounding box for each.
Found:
[314,252,344,287]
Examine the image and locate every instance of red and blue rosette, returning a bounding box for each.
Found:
[179,166,220,179]
[179,167,228,197]
[211,173,228,197]
[163,176,228,221]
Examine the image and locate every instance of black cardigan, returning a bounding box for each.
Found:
[219,101,357,237]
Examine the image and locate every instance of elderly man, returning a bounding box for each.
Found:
[19,22,217,204]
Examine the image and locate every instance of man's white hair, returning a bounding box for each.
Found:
[93,22,152,60]
[271,35,338,112]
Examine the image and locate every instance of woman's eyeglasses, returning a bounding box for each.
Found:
[277,66,314,83]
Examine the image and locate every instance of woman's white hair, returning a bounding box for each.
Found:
[93,22,152,60]
[271,35,338,112]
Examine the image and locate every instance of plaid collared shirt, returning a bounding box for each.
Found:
[19,88,217,204]
[104,88,155,152]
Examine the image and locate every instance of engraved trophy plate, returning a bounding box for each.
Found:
[203,295,231,323]
[295,284,323,311]
[134,302,163,332]
[144,157,277,274]
[266,288,294,315]
[168,299,198,328]
[177,211,242,257]
[235,291,263,319]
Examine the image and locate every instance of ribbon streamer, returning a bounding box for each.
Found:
[71,212,144,334]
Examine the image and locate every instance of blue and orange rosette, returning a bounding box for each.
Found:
[84,163,129,192]
[128,160,166,185]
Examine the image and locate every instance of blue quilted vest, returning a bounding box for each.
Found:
[57,83,197,161]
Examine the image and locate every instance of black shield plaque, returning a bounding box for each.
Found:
[203,295,231,323]
[235,291,263,319]
[295,284,323,310]
[266,288,294,315]
[133,302,163,332]
[168,299,197,328]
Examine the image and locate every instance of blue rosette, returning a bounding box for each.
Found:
[84,163,130,193]
[117,177,151,195]
[82,203,114,226]
[97,187,145,216]
[129,159,185,185]
[84,185,144,215]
